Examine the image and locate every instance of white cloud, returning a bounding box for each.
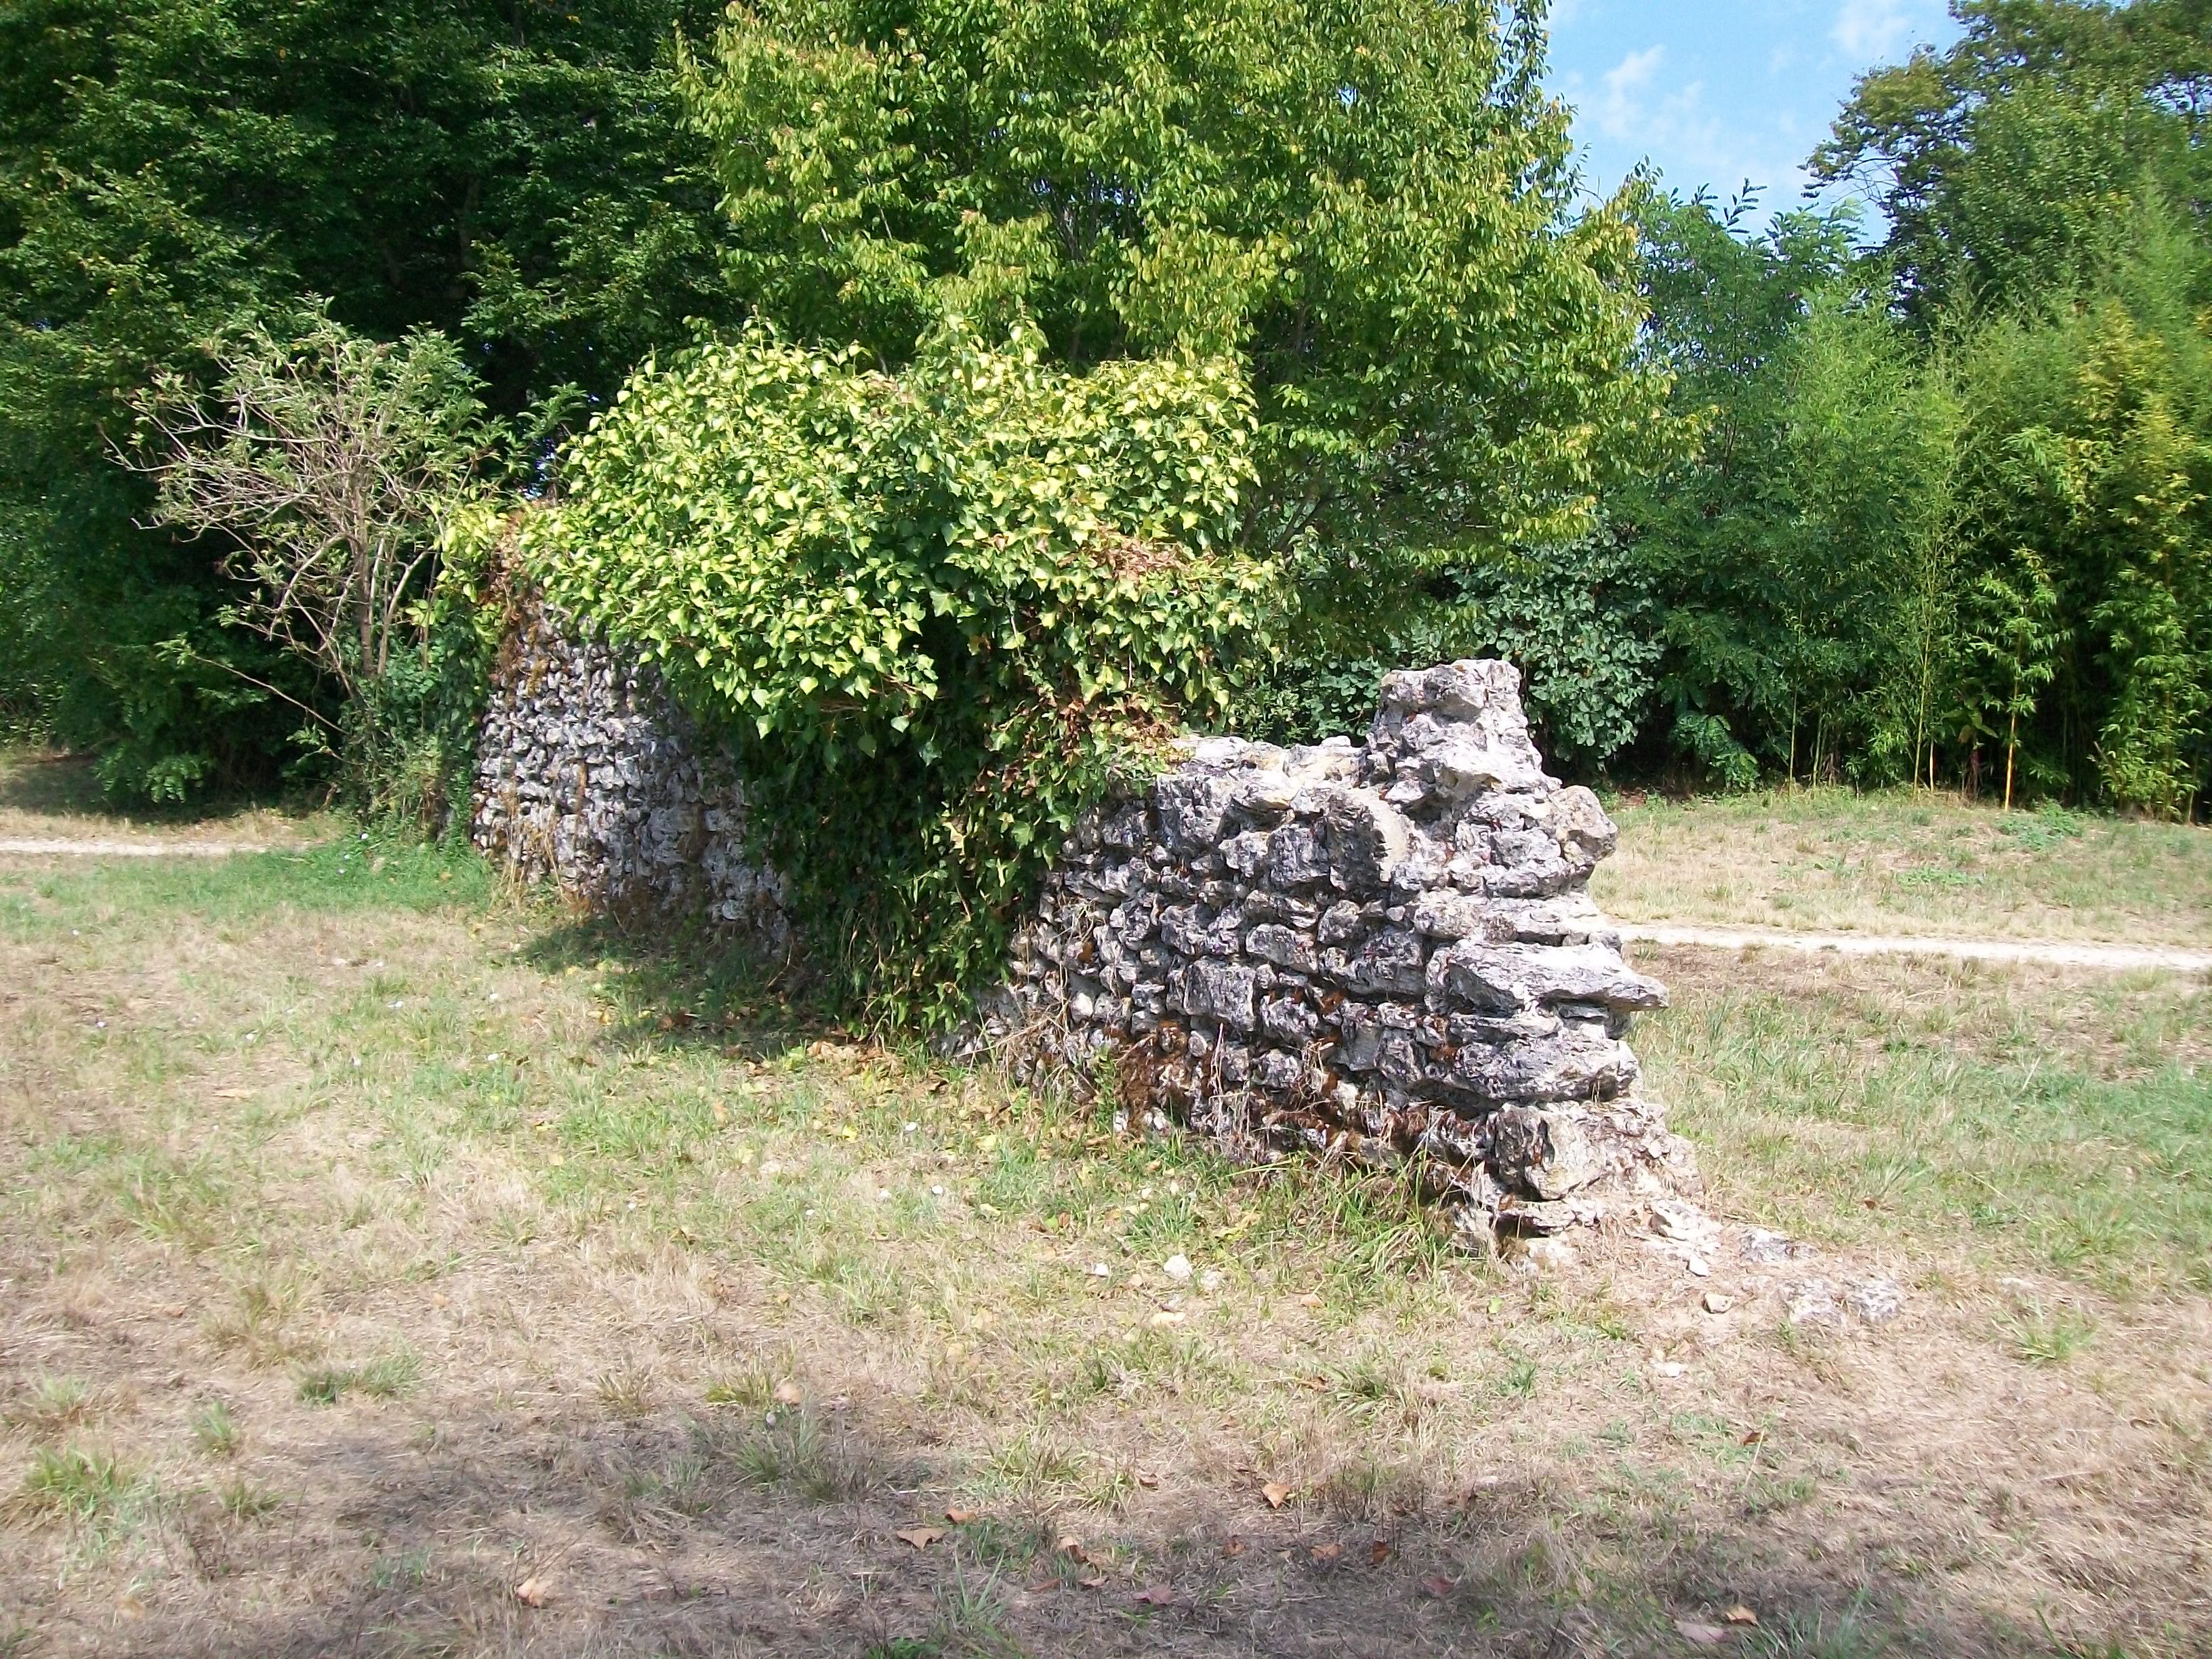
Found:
[1575,41,1818,207]
[1832,0,1944,65]
[1598,45,1668,142]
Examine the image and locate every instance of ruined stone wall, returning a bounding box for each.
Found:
[474,613,1685,1234]
[471,601,785,942]
[987,661,1692,1238]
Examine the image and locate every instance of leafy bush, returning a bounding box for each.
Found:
[131,313,504,827]
[529,324,1279,1024]
[1240,533,1658,773]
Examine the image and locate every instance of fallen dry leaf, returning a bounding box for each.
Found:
[1136,1470,1160,1489]
[1133,1584,1174,1607]
[513,1576,553,1608]
[944,1508,980,1524]
[1309,1542,1343,1565]
[1368,1539,1393,1566]
[771,1380,803,1406]
[1739,1430,1765,1446]
[1418,1576,1455,1599]
[1260,1481,1291,1509]
[1078,1574,1105,1590]
[1223,1536,1248,1558]
[1725,1605,1761,1626]
[1675,1618,1733,1647]
[1055,1535,1087,1562]
[895,1527,945,1550]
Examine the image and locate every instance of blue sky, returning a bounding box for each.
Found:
[1545,1,1963,224]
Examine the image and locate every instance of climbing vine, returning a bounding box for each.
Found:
[528,323,1280,1024]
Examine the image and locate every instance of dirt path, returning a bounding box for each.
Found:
[1620,921,2212,974]
[4,834,2202,975]
[0,838,272,857]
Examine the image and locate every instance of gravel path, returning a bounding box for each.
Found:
[1620,922,2212,975]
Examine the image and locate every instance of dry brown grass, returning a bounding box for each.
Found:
[0,747,331,846]
[1,813,2207,1656]
[1595,785,2212,947]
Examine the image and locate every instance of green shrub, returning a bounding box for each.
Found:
[1240,533,1659,773]
[529,323,1279,1025]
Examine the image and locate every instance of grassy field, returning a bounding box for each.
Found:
[1595,787,2212,947]
[2,755,2209,1657]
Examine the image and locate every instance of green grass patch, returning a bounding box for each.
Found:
[1645,963,2212,1295]
[18,1444,159,1550]
[3,832,493,945]
[296,1351,422,1406]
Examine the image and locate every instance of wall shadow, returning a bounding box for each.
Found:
[100,1383,2049,1659]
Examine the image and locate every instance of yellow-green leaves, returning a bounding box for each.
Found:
[525,322,1281,1025]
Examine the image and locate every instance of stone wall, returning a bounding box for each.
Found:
[473,614,1687,1236]
[986,661,1692,1240]
[471,601,785,943]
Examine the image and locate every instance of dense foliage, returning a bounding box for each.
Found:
[0,0,737,798]
[530,326,1277,1022]
[680,0,1674,580]
[1610,0,2210,813]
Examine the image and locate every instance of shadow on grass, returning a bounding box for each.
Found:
[0,747,310,827]
[520,907,848,1069]
[0,750,110,817]
[81,1387,2079,1659]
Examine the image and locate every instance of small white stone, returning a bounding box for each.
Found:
[1846,1277,1906,1324]
[1686,1254,1711,1278]
[1162,1254,1193,1284]
[1650,1199,1715,1244]
[1785,1278,1841,1328]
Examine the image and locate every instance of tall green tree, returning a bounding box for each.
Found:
[0,0,739,796]
[678,0,1673,576]
[1815,0,2211,316]
[1606,192,1954,787]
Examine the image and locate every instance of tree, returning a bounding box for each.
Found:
[1814,0,2211,316]
[130,312,491,811]
[1950,548,2064,806]
[0,0,741,797]
[677,0,1673,573]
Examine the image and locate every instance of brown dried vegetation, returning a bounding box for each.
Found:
[1,754,2207,1656]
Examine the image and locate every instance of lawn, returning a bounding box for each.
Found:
[2,770,2208,1657]
[1595,786,2212,947]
